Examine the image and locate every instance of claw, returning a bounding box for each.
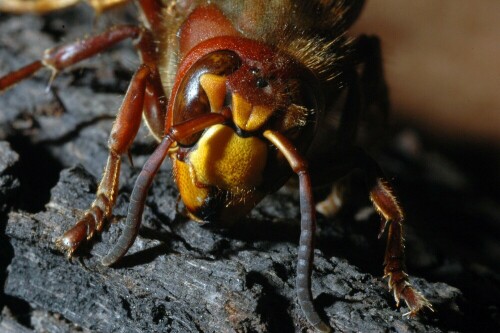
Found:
[55,237,76,259]
[44,66,58,93]
[390,278,434,317]
[56,218,89,255]
[55,210,103,258]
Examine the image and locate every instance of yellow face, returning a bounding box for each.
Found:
[170,48,321,223]
[173,124,268,223]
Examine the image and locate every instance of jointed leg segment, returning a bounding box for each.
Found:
[0,25,148,92]
[102,113,228,266]
[0,21,163,255]
[56,64,152,256]
[316,148,432,316]
[369,178,433,315]
[313,33,431,317]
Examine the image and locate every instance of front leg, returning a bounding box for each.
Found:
[0,21,163,256]
[56,64,166,257]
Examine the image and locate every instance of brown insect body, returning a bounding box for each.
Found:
[0,1,432,331]
[154,2,353,224]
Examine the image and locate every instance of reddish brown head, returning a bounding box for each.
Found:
[167,19,323,223]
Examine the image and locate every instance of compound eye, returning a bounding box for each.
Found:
[173,51,241,146]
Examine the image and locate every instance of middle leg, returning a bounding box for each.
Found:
[312,147,432,316]
[0,25,156,91]
[368,174,433,316]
